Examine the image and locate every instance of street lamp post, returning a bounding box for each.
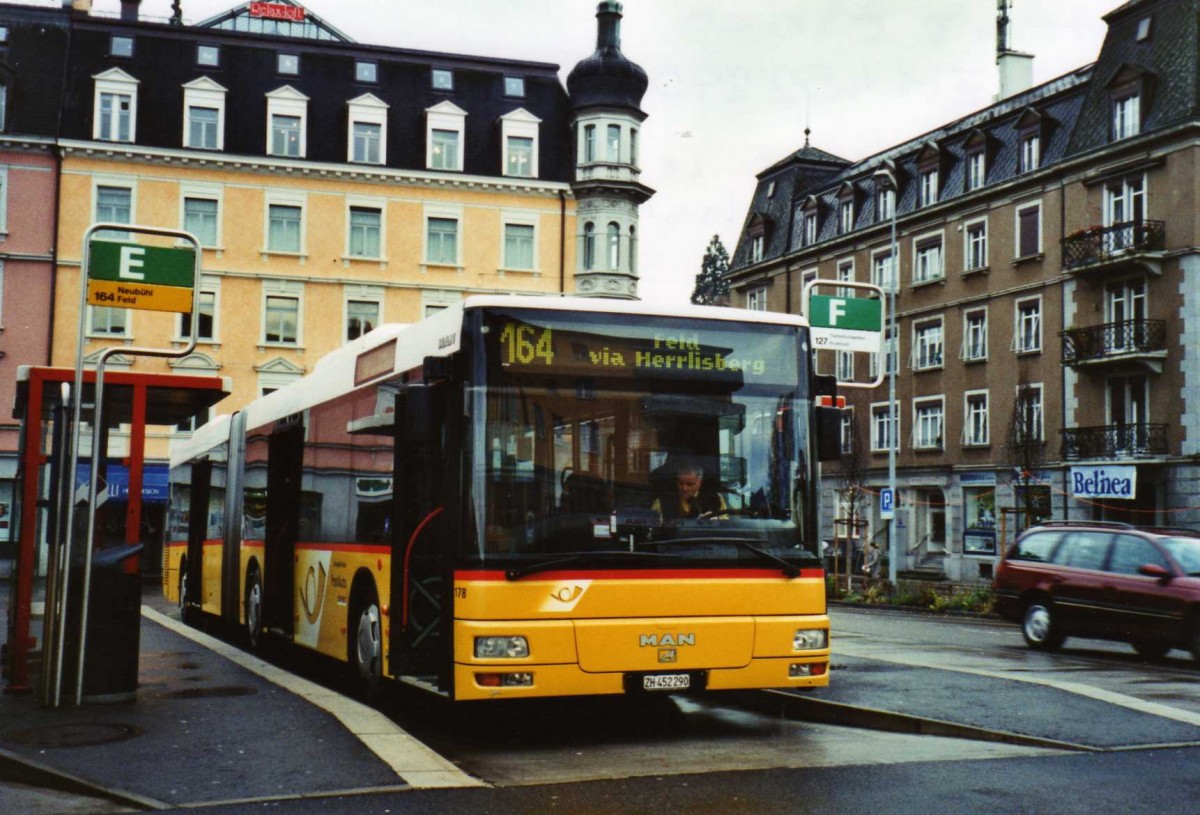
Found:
[874,166,900,587]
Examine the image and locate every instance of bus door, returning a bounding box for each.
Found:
[262,420,304,636]
[390,379,458,685]
[184,459,211,618]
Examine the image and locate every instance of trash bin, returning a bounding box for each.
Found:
[82,543,143,704]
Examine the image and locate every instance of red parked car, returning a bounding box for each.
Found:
[993,521,1200,662]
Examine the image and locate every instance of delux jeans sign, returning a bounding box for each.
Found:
[1070,465,1137,499]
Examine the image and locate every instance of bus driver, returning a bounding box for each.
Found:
[652,464,727,520]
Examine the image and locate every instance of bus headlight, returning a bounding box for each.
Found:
[793,629,828,650]
[474,636,530,659]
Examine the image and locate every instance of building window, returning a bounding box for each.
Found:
[93,69,139,143]
[840,409,856,455]
[872,250,895,292]
[1020,133,1040,173]
[913,318,944,370]
[356,61,377,83]
[180,289,217,342]
[913,236,943,284]
[582,222,595,270]
[1015,384,1044,443]
[967,151,986,191]
[98,92,133,142]
[110,36,133,57]
[431,129,459,169]
[504,222,535,270]
[750,234,764,263]
[0,85,7,132]
[913,398,944,450]
[836,350,854,383]
[271,114,301,157]
[197,44,220,66]
[920,168,938,207]
[964,391,989,446]
[1105,175,1145,228]
[583,124,596,162]
[277,53,299,75]
[607,124,621,162]
[426,216,458,265]
[747,287,767,311]
[876,188,894,221]
[348,207,382,258]
[267,204,302,252]
[839,199,854,233]
[183,197,218,247]
[1015,297,1042,354]
[187,106,220,149]
[607,222,620,269]
[1016,202,1041,258]
[963,309,988,362]
[432,68,453,90]
[965,219,988,271]
[504,135,534,177]
[264,294,299,344]
[1113,93,1140,140]
[352,122,382,163]
[88,306,129,337]
[346,298,379,342]
[347,93,388,165]
[505,76,525,97]
[630,226,637,273]
[96,185,132,226]
[871,402,899,452]
[802,212,818,246]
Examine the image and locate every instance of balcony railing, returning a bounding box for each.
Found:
[1061,423,1168,460]
[1060,319,1166,366]
[1061,220,1165,270]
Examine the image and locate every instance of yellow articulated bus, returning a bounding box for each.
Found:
[163,295,841,701]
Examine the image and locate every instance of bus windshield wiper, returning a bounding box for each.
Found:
[645,537,801,579]
[505,550,675,581]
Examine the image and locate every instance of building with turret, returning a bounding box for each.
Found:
[728,0,1200,581]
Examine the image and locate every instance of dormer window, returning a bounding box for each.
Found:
[766,180,776,198]
[751,234,764,263]
[277,53,299,76]
[1107,64,1152,143]
[837,182,856,234]
[432,68,453,91]
[266,86,309,158]
[356,61,377,83]
[801,198,820,247]
[347,93,388,164]
[963,129,990,191]
[1114,93,1140,140]
[501,108,541,178]
[916,143,941,207]
[504,76,525,97]
[920,169,938,206]
[93,68,139,143]
[747,213,771,263]
[1015,108,1047,173]
[197,44,220,67]
[426,100,467,172]
[1136,16,1152,41]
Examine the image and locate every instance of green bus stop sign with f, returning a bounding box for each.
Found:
[809,294,882,353]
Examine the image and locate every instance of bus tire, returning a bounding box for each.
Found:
[245,566,263,650]
[349,583,382,700]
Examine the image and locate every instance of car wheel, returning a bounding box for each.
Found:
[245,568,263,650]
[350,591,382,700]
[1021,599,1064,650]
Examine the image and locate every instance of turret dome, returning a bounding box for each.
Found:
[567,2,648,113]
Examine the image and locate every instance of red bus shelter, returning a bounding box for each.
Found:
[5,366,229,694]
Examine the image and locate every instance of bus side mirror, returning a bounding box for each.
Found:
[815,406,842,462]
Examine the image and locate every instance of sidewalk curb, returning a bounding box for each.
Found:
[0,745,169,810]
[748,690,1097,753]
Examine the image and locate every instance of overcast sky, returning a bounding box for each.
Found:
[76,0,1119,304]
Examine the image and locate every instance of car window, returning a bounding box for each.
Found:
[1053,531,1111,570]
[1160,536,1200,575]
[1106,534,1169,575]
[1012,531,1062,562]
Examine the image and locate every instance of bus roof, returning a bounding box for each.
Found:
[201,295,809,443]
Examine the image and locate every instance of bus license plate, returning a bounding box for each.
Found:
[642,674,690,691]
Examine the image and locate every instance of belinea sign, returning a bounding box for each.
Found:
[1070,465,1137,499]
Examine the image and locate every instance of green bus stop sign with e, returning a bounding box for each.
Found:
[809,294,882,353]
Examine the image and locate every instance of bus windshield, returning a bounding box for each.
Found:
[466,308,814,567]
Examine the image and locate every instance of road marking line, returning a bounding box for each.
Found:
[834,640,1200,728]
[142,606,486,789]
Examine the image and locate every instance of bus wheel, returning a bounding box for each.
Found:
[350,591,382,699]
[245,568,263,650]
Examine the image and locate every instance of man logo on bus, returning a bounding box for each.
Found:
[639,633,695,647]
